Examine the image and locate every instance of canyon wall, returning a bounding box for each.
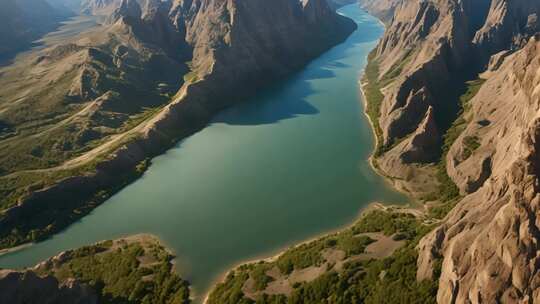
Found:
[362,0,540,302]
[0,0,356,249]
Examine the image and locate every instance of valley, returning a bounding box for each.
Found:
[0,4,408,301]
[1,0,540,303]
[0,0,356,251]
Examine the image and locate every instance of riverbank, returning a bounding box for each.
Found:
[0,5,407,301]
[201,200,420,303]
[0,243,33,257]
[0,233,191,304]
[204,201,437,303]
[0,0,357,251]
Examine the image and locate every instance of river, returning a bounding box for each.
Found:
[0,4,405,301]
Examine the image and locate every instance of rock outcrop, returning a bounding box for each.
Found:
[363,0,540,302]
[359,0,401,23]
[362,0,539,198]
[417,35,540,304]
[0,0,356,249]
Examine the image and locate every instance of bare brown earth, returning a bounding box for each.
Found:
[241,232,405,300]
[361,0,540,302]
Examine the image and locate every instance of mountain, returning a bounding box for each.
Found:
[358,0,400,23]
[360,0,540,302]
[0,0,356,250]
[201,1,540,303]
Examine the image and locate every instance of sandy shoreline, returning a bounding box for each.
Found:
[0,243,33,257]
[201,55,426,303]
[201,198,423,303]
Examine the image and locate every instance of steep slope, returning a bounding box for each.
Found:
[417,34,540,304]
[0,0,356,250]
[360,0,540,302]
[363,0,539,198]
[358,0,401,23]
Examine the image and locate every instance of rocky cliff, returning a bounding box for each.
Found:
[417,34,540,304]
[364,0,539,198]
[358,0,401,23]
[0,0,356,249]
[362,0,540,302]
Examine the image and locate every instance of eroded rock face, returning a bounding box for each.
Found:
[417,36,540,304]
[363,0,540,301]
[0,0,356,249]
[366,0,539,166]
[0,269,97,304]
[358,0,401,23]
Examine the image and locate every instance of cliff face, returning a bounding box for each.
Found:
[363,0,539,197]
[363,0,540,302]
[417,35,540,304]
[358,0,401,23]
[0,0,356,249]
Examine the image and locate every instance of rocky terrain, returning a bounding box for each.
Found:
[5,0,538,302]
[0,0,356,250]
[0,234,189,304]
[206,0,540,302]
[360,0,540,302]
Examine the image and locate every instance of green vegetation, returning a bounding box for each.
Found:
[0,157,150,250]
[378,50,414,88]
[208,210,437,304]
[251,263,275,291]
[183,61,200,83]
[352,210,423,239]
[275,229,375,275]
[278,245,437,304]
[362,51,386,156]
[277,241,325,275]
[38,238,190,304]
[183,71,199,83]
[207,269,252,304]
[424,79,486,217]
[363,50,414,156]
[462,136,480,160]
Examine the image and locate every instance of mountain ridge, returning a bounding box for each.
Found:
[0,0,356,251]
[361,0,540,302]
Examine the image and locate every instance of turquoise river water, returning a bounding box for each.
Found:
[0,4,406,301]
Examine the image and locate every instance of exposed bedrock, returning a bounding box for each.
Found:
[417,36,540,303]
[361,0,540,301]
[0,0,356,247]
